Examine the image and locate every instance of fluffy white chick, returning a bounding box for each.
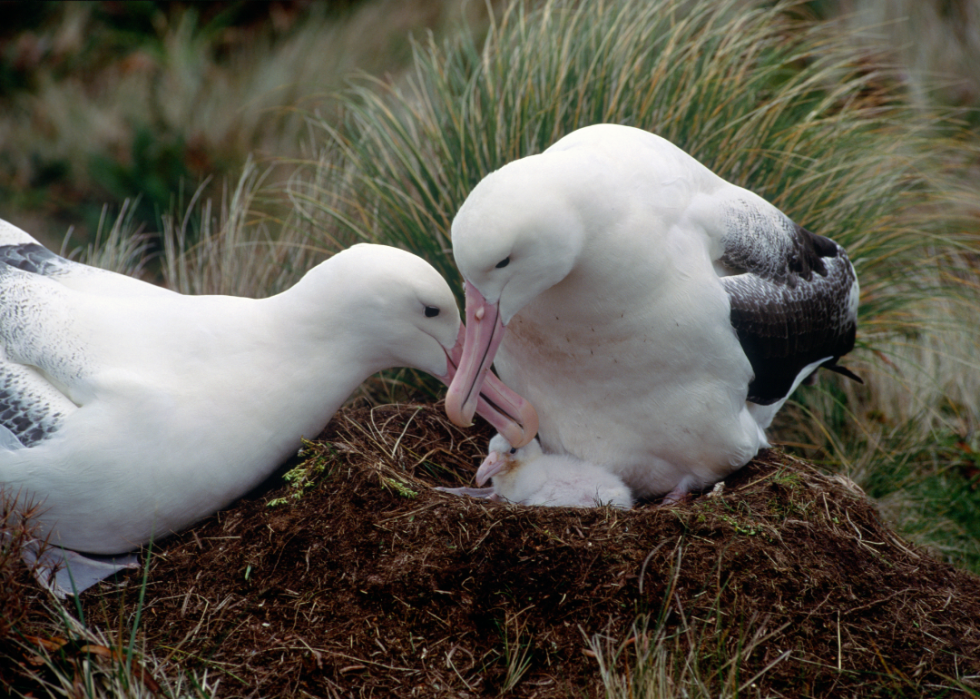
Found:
[476,434,633,508]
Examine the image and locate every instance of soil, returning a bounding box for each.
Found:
[3,402,980,697]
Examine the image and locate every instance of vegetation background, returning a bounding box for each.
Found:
[1,0,979,694]
[0,0,497,244]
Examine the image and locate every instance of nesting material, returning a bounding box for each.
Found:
[4,403,979,698]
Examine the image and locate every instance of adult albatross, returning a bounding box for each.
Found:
[0,220,535,593]
[445,124,859,501]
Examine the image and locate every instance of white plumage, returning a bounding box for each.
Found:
[446,124,859,502]
[0,219,535,593]
[476,433,633,508]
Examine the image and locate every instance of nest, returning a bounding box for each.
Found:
[4,403,980,697]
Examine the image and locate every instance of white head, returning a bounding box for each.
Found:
[451,153,591,325]
[445,150,606,435]
[445,125,694,432]
[475,433,543,486]
[298,244,462,378]
[294,244,536,444]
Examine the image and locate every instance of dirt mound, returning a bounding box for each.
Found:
[5,403,980,697]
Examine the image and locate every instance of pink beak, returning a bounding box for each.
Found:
[445,282,538,447]
[475,451,508,486]
[437,320,538,448]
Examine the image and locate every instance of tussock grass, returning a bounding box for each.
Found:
[73,159,322,299]
[1,492,43,649]
[0,1,495,243]
[292,0,977,290]
[830,0,980,124]
[62,200,154,280]
[5,601,218,698]
[286,0,980,568]
[1,495,214,698]
[157,158,315,298]
[1,521,218,699]
[588,604,790,698]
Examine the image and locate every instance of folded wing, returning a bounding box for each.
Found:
[717,197,860,405]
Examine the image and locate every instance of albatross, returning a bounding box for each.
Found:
[0,219,536,594]
[445,124,860,501]
[466,433,633,508]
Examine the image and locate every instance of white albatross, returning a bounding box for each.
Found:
[445,124,860,502]
[0,219,536,594]
[439,433,633,508]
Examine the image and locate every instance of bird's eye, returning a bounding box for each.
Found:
[495,257,511,269]
[424,306,440,318]
[509,447,517,454]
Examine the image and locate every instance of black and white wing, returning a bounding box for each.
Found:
[0,262,86,450]
[718,197,860,406]
[0,346,76,449]
[0,219,172,298]
[0,218,179,450]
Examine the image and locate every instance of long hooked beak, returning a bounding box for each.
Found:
[445,282,537,447]
[438,321,538,448]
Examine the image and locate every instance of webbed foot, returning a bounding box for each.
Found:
[22,540,140,598]
[434,486,498,500]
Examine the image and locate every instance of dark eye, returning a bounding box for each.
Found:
[509,447,517,454]
[495,257,510,269]
[424,306,440,318]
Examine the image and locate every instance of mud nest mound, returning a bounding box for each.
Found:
[5,402,980,697]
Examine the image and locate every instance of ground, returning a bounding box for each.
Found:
[3,403,980,697]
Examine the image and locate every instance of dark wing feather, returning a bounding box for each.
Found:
[0,261,81,448]
[0,358,68,448]
[0,243,72,277]
[719,200,859,405]
[0,238,174,299]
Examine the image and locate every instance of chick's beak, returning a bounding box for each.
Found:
[476,451,508,487]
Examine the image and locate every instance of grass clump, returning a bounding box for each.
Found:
[293,0,976,291]
[3,604,219,699]
[0,1,496,245]
[588,602,791,698]
[267,439,332,509]
[1,493,42,654]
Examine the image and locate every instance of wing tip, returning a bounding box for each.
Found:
[823,361,864,384]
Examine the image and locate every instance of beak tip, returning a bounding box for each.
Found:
[444,391,478,429]
[446,410,476,429]
[500,423,534,449]
[509,432,534,449]
[507,403,539,449]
